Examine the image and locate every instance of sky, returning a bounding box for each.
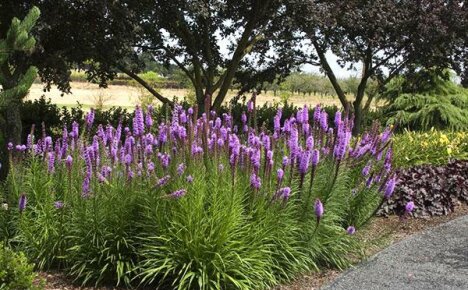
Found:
[301,51,359,79]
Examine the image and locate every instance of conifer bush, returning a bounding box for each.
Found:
[1,102,396,289]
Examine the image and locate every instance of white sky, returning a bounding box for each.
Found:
[301,51,359,79]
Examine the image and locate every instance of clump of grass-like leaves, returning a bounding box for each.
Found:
[1,100,396,289]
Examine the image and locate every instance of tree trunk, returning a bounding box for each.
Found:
[352,100,363,136]
[5,100,22,144]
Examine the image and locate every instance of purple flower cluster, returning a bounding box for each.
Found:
[8,104,394,213]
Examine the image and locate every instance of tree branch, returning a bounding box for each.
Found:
[312,38,349,110]
[116,65,173,105]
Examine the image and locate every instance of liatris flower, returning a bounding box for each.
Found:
[313,105,321,123]
[97,173,107,183]
[147,162,155,173]
[18,194,27,213]
[48,152,55,173]
[251,149,261,172]
[54,201,64,209]
[247,100,254,113]
[384,177,396,199]
[384,148,392,173]
[312,149,320,167]
[282,156,289,168]
[277,168,284,183]
[274,109,282,133]
[44,136,52,152]
[306,135,314,150]
[82,176,91,197]
[186,175,194,183]
[405,201,415,213]
[71,121,79,138]
[299,150,310,175]
[314,199,324,221]
[288,125,299,159]
[85,109,95,128]
[346,226,356,235]
[334,111,342,128]
[124,154,132,165]
[381,127,392,144]
[296,108,304,124]
[101,166,112,178]
[159,153,170,169]
[278,187,291,201]
[16,145,27,152]
[157,175,171,187]
[191,144,203,156]
[133,105,145,136]
[362,164,371,176]
[146,105,154,127]
[27,133,34,149]
[177,163,186,175]
[170,189,186,199]
[302,105,309,124]
[7,142,13,151]
[320,111,328,131]
[180,110,188,124]
[250,173,261,190]
[241,112,247,124]
[366,176,373,188]
[188,107,194,115]
[266,150,274,168]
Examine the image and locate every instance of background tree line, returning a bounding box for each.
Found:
[1,0,466,142]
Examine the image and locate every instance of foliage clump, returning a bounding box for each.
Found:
[2,103,396,289]
[0,245,43,290]
[384,70,468,131]
[380,160,468,217]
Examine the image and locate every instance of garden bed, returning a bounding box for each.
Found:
[38,204,468,290]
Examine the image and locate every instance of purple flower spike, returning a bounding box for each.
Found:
[18,194,27,213]
[65,155,73,170]
[48,152,55,173]
[146,105,154,127]
[282,156,289,167]
[346,226,356,235]
[405,201,415,213]
[320,111,328,131]
[186,175,194,183]
[157,175,171,187]
[314,199,324,220]
[170,189,187,199]
[7,142,14,151]
[362,164,371,176]
[54,201,64,209]
[306,136,314,150]
[384,177,396,199]
[85,109,95,128]
[250,173,261,190]
[313,105,321,123]
[177,163,186,176]
[312,149,320,167]
[299,150,310,175]
[247,100,254,113]
[277,168,284,183]
[278,187,291,201]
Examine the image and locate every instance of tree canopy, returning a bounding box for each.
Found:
[292,0,467,133]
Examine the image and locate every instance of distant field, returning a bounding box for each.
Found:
[27,82,348,110]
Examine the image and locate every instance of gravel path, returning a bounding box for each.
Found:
[322,215,468,290]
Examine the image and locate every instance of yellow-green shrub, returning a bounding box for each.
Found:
[392,129,468,168]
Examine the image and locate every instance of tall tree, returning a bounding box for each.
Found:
[135,0,303,111]
[0,7,40,144]
[293,0,467,134]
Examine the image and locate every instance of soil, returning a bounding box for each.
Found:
[39,204,468,290]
